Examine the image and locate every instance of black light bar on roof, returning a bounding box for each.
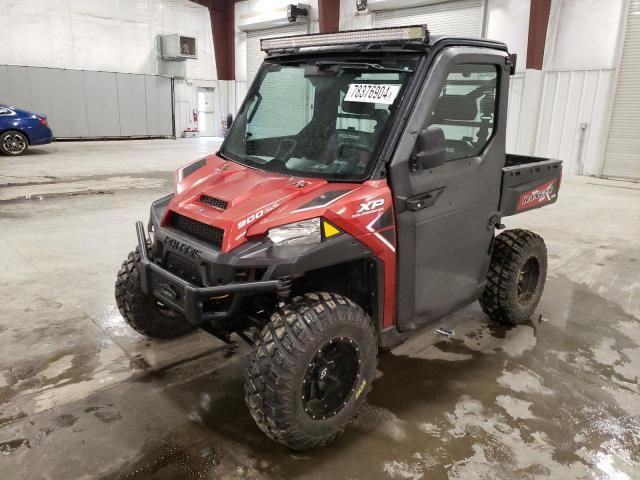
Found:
[260,25,428,52]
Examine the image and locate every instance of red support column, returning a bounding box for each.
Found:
[526,0,551,70]
[319,0,341,33]
[210,0,236,81]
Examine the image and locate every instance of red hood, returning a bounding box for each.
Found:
[164,154,397,329]
[165,154,355,252]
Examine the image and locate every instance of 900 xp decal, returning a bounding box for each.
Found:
[237,202,279,229]
[517,180,558,211]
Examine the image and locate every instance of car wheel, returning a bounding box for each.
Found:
[0,131,29,156]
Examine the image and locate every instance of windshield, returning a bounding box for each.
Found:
[220,58,416,181]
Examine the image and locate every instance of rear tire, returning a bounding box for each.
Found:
[0,130,28,156]
[480,229,547,325]
[244,292,377,450]
[115,246,196,339]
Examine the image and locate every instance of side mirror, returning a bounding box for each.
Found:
[412,126,446,171]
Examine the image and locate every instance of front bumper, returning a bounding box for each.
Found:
[138,194,374,326]
[135,221,282,325]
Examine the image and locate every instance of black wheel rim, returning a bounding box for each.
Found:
[2,134,26,154]
[517,257,540,305]
[302,337,360,420]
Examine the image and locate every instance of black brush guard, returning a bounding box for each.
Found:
[135,221,282,326]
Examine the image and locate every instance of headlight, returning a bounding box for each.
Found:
[268,218,321,246]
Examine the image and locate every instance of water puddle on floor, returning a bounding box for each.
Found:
[1,276,639,479]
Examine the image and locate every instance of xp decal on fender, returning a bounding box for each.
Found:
[114,26,562,449]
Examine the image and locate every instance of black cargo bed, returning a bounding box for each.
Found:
[499,154,562,216]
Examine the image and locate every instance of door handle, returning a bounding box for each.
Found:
[406,187,445,211]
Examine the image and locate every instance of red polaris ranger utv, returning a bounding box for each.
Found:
[115,26,561,450]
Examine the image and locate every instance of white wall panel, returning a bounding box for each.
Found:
[339,1,375,30]
[84,71,121,137]
[25,68,53,119]
[48,69,90,138]
[0,0,216,81]
[505,72,524,154]
[486,0,529,70]
[173,80,192,137]
[145,75,174,136]
[544,0,625,71]
[1,65,174,139]
[534,69,614,175]
[603,0,640,179]
[5,66,31,110]
[71,13,123,73]
[117,74,148,137]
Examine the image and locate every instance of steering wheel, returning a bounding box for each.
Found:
[323,141,372,175]
[333,139,373,165]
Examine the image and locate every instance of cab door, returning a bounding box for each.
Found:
[389,46,509,331]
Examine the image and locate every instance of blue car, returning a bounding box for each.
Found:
[0,104,54,156]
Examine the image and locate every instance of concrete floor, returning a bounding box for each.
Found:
[1,139,639,480]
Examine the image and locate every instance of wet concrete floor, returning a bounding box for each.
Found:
[1,139,639,479]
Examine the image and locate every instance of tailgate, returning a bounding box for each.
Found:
[499,155,562,216]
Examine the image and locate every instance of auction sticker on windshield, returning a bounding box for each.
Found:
[344,84,401,104]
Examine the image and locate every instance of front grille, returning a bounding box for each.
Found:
[200,195,228,210]
[170,212,224,249]
[165,252,202,285]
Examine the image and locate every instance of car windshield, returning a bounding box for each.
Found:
[220,58,416,181]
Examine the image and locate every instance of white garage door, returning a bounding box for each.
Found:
[603,0,640,180]
[246,23,309,86]
[374,0,484,38]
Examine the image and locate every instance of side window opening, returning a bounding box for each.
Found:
[428,64,498,161]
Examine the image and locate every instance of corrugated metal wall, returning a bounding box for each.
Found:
[505,72,524,155]
[0,64,174,139]
[534,69,615,175]
[603,0,640,179]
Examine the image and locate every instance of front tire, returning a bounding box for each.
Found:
[480,229,548,325]
[0,130,28,156]
[244,292,377,450]
[115,246,196,339]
